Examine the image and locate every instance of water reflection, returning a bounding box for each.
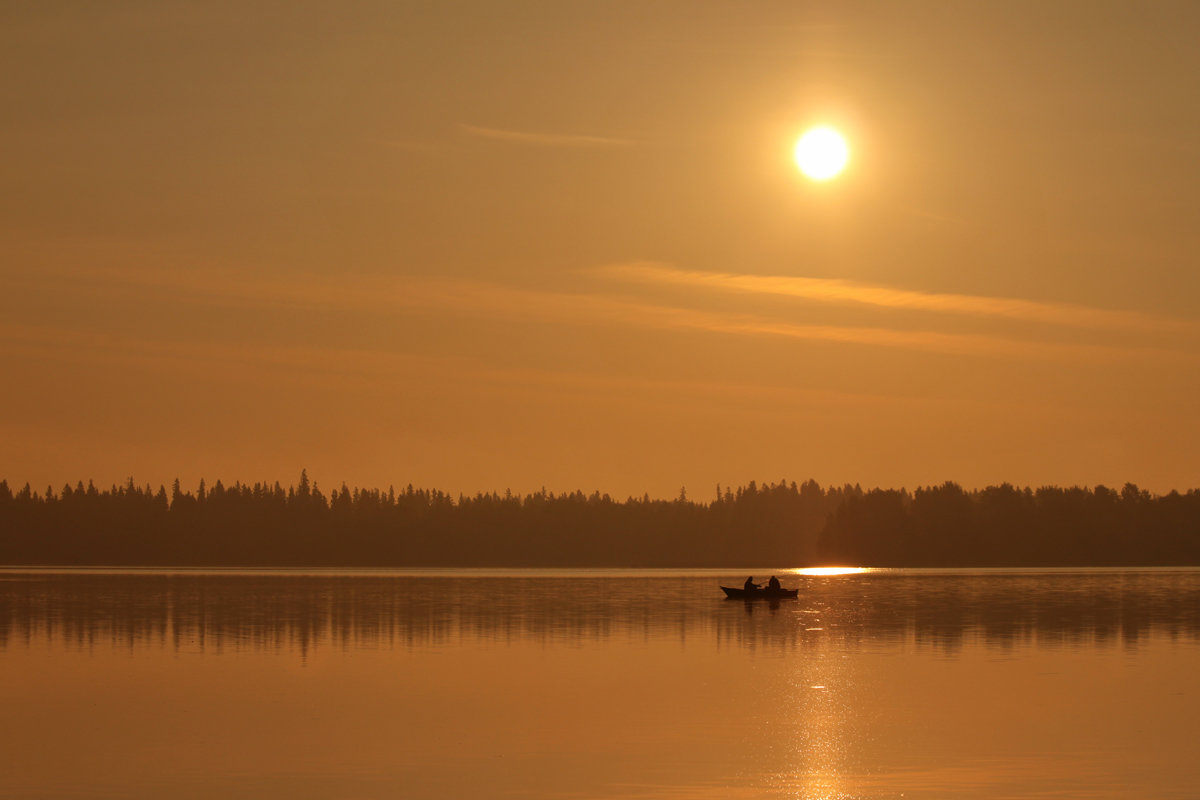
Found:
[2,569,1198,655]
[792,567,871,576]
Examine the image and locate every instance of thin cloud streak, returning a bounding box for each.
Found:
[598,262,1200,336]
[25,265,1197,365]
[0,321,907,411]
[459,124,635,148]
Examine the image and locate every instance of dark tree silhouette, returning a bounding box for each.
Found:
[0,474,1197,567]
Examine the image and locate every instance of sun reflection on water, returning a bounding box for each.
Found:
[753,608,859,800]
[791,567,872,577]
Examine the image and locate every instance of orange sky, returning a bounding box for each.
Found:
[3,2,1199,498]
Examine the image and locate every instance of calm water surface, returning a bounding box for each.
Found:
[2,568,1199,799]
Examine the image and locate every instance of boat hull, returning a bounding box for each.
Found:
[720,586,799,600]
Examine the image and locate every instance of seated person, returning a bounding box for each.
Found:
[768,575,781,590]
[743,576,760,591]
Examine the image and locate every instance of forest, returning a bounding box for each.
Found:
[1,473,1198,567]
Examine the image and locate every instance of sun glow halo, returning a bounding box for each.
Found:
[794,127,849,180]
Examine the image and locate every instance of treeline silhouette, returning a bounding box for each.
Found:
[1,473,1198,566]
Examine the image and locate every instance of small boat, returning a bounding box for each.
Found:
[720,586,799,600]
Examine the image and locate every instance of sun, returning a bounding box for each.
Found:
[794,126,849,181]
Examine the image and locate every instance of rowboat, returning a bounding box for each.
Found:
[720,586,799,600]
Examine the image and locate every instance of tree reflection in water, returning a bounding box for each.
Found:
[2,569,1198,655]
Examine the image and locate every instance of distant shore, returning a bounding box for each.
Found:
[2,475,1198,568]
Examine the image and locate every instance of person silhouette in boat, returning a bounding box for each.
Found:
[767,575,781,591]
[743,576,760,592]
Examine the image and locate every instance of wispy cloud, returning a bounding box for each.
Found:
[0,319,912,412]
[25,263,1198,365]
[459,124,634,148]
[596,261,1199,336]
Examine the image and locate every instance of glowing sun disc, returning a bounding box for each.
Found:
[794,127,849,180]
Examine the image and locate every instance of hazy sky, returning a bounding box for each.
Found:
[4,1,1199,498]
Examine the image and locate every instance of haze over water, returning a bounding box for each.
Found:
[2,568,1198,799]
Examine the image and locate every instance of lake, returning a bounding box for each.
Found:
[2,567,1199,799]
